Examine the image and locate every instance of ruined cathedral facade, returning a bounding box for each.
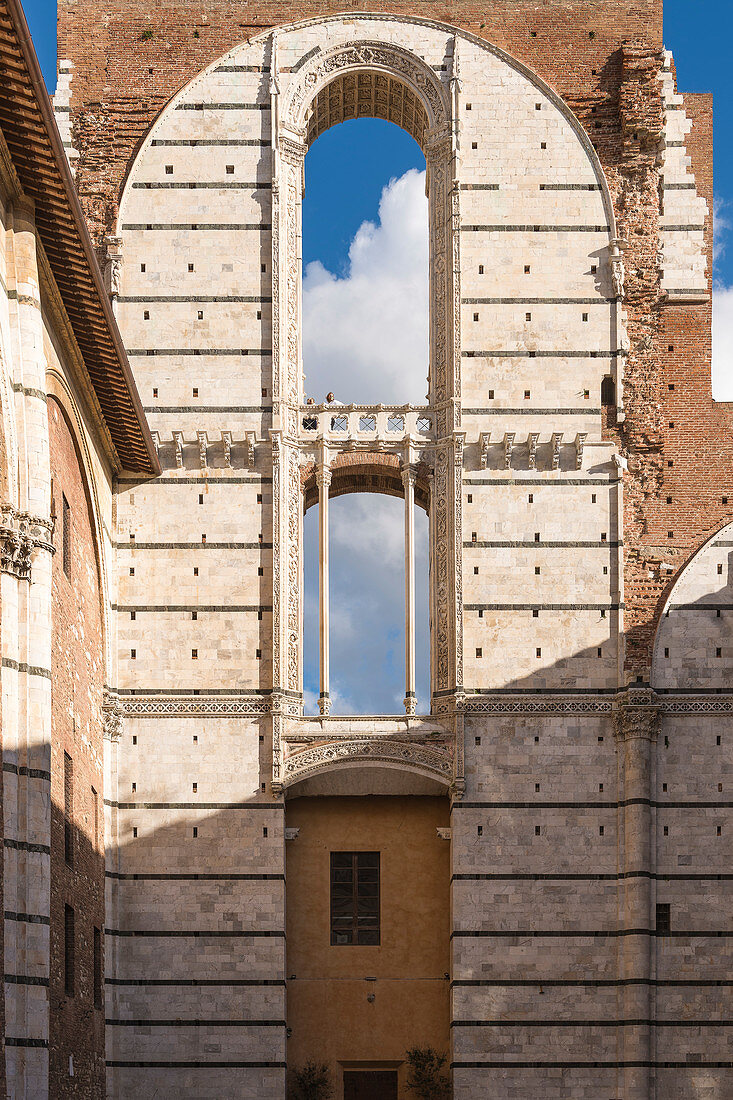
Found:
[0,0,729,1096]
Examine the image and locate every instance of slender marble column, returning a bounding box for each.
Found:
[317,462,331,715]
[403,464,416,715]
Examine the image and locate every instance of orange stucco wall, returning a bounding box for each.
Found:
[285,795,450,1097]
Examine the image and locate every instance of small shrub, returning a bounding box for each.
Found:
[140,28,153,41]
[289,1061,333,1100]
[405,1047,451,1099]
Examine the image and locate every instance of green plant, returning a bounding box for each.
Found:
[140,28,153,41]
[405,1047,451,1099]
[289,1061,333,1100]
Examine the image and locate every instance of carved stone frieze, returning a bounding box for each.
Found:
[120,696,270,718]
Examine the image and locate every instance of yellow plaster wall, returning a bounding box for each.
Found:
[285,795,450,1097]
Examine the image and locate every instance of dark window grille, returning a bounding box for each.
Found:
[64,752,73,865]
[62,493,71,578]
[330,851,380,945]
[64,905,75,996]
[656,902,671,935]
[93,926,102,1008]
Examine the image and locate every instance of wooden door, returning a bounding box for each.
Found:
[343,1070,398,1100]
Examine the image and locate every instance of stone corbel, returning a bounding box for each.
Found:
[172,431,184,469]
[102,688,124,742]
[502,431,515,470]
[479,431,491,469]
[197,431,208,470]
[527,432,539,470]
[436,827,452,841]
[285,827,300,841]
[222,430,232,469]
[151,430,161,458]
[551,432,563,470]
[245,431,256,468]
[574,432,587,470]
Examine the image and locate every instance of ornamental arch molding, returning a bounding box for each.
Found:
[280,738,453,795]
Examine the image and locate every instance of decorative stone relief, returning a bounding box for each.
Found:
[102,689,124,741]
[282,41,449,135]
[0,504,53,579]
[282,737,453,788]
[104,235,123,299]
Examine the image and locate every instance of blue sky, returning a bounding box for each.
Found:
[23,0,732,284]
[21,0,733,712]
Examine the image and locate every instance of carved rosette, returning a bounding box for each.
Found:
[0,504,54,579]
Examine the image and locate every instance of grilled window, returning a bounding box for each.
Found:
[93,926,102,1008]
[64,752,73,865]
[62,493,71,578]
[330,851,380,945]
[64,905,75,996]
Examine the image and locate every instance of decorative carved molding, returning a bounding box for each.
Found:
[0,504,53,579]
[436,827,451,840]
[283,41,449,135]
[463,695,614,714]
[282,737,453,788]
[120,696,270,718]
[285,827,300,841]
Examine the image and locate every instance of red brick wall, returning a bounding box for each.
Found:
[57,0,663,247]
[48,397,105,1097]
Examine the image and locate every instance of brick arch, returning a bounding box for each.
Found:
[301,452,430,512]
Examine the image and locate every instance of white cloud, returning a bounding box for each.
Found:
[714,196,731,268]
[302,168,429,406]
[303,494,429,716]
[713,285,733,400]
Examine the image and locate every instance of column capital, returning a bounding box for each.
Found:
[613,687,661,742]
[316,463,332,490]
[401,463,417,489]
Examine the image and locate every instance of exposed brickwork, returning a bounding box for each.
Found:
[48,397,105,1097]
[302,451,430,510]
[58,1,662,249]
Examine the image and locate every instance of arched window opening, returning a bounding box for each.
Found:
[601,375,616,406]
[304,488,429,717]
[601,374,616,429]
[302,117,428,407]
